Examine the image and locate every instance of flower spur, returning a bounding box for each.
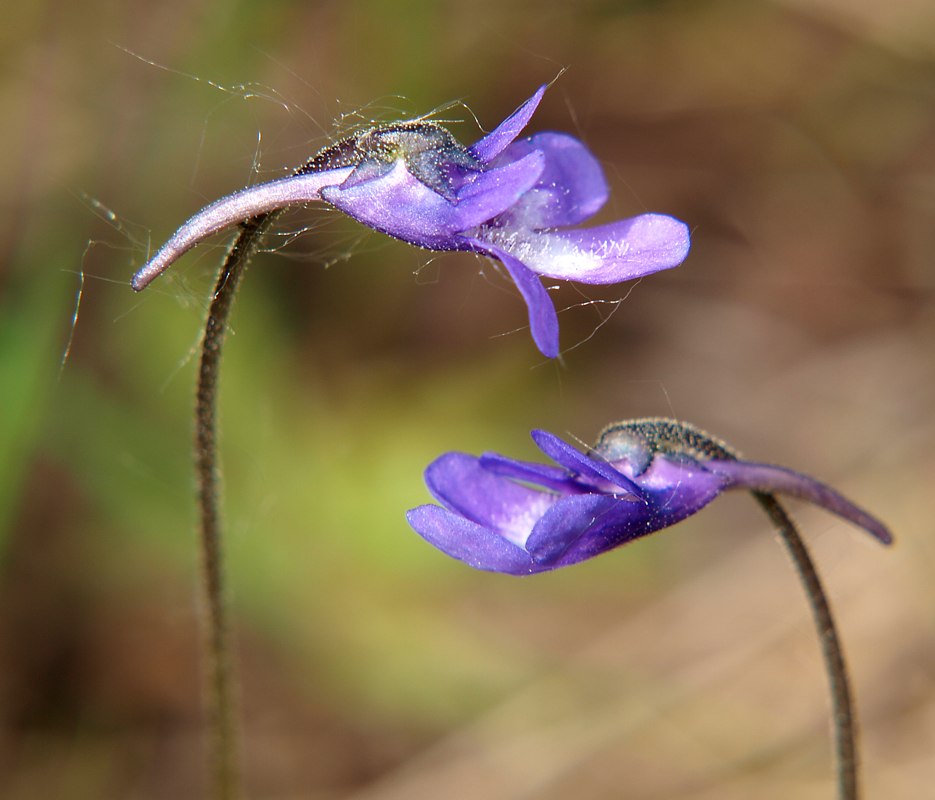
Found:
[131,85,691,357]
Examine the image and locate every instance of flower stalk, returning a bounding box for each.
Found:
[194,212,277,800]
[754,492,858,800]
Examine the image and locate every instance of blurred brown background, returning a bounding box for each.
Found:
[1,1,932,797]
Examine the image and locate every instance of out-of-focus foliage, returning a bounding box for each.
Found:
[1,1,933,798]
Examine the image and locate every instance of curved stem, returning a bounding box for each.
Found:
[752,492,858,800]
[195,211,278,800]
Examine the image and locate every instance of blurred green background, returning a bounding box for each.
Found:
[2,0,933,797]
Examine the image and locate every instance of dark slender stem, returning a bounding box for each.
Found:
[195,212,277,800]
[752,492,858,800]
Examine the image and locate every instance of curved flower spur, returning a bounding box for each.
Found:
[407,418,891,799]
[131,85,691,358]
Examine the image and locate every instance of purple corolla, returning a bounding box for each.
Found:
[131,86,690,358]
[406,419,892,575]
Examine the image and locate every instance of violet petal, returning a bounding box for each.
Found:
[495,132,608,228]
[407,505,536,574]
[465,238,560,358]
[423,452,557,548]
[531,429,644,498]
[468,85,547,163]
[526,455,729,568]
[320,153,545,249]
[479,452,584,494]
[524,493,625,565]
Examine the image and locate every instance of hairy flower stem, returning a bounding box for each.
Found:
[666,424,857,798]
[195,211,279,800]
[690,427,858,798]
[753,492,858,800]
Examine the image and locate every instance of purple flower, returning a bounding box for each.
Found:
[406,421,892,575]
[131,86,690,358]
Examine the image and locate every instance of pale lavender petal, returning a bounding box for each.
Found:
[466,239,559,358]
[321,153,544,249]
[407,505,537,574]
[531,429,644,498]
[424,452,557,548]
[479,214,690,287]
[469,85,547,163]
[495,132,608,228]
[707,460,894,545]
[131,167,354,290]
